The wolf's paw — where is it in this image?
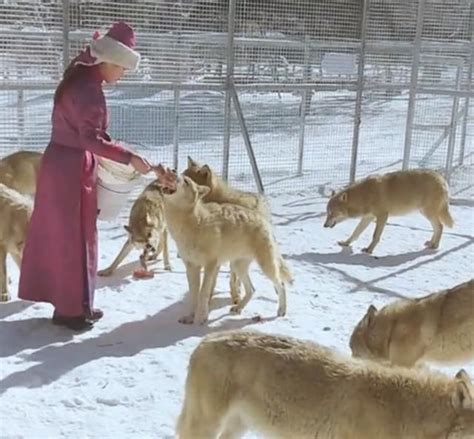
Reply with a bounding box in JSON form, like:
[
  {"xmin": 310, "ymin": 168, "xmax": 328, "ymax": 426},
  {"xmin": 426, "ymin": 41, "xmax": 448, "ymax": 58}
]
[
  {"xmin": 164, "ymin": 264, "xmax": 172, "ymax": 271},
  {"xmin": 338, "ymin": 240, "xmax": 351, "ymax": 247},
  {"xmin": 277, "ymin": 307, "xmax": 286, "ymax": 317},
  {"xmin": 361, "ymin": 247, "xmax": 373, "ymax": 254},
  {"xmin": 424, "ymin": 240, "xmax": 439, "ymax": 249},
  {"xmin": 230, "ymin": 305, "xmax": 242, "ymax": 315},
  {"xmin": 0, "ymin": 293, "xmax": 9, "ymax": 302},
  {"xmin": 178, "ymin": 314, "xmax": 194, "ymax": 324},
  {"xmin": 97, "ymin": 268, "xmax": 113, "ymax": 277},
  {"xmin": 231, "ymin": 297, "xmax": 241, "ymax": 305}
]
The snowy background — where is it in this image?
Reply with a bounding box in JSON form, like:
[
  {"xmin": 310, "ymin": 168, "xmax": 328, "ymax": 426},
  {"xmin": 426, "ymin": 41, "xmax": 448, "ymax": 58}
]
[{"xmin": 1, "ymin": 174, "xmax": 473, "ymax": 438}]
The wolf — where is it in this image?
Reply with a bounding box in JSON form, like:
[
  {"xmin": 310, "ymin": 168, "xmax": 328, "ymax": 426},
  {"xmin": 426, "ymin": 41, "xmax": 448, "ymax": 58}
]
[
  {"xmin": 350, "ymin": 279, "xmax": 474, "ymax": 367},
  {"xmin": 323, "ymin": 169, "xmax": 454, "ymax": 253},
  {"xmin": 0, "ymin": 183, "xmax": 33, "ymax": 301},
  {"xmin": 97, "ymin": 179, "xmax": 171, "ymax": 277},
  {"xmin": 183, "ymin": 156, "xmax": 271, "ymax": 304},
  {"xmin": 0, "ymin": 150, "xmax": 43, "ymax": 196},
  {"xmin": 176, "ymin": 330, "xmax": 474, "ymax": 439},
  {"xmin": 162, "ymin": 176, "xmax": 292, "ymax": 324}
]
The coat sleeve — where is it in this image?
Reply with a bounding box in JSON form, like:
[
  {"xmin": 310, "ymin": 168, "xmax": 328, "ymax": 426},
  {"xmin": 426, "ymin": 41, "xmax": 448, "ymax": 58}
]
[{"xmin": 71, "ymin": 83, "xmax": 133, "ymax": 165}]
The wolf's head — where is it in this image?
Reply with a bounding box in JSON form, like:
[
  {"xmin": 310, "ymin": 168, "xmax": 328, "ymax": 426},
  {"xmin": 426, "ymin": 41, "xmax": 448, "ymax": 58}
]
[
  {"xmin": 124, "ymin": 212, "xmax": 159, "ymax": 252},
  {"xmin": 183, "ymin": 156, "xmax": 217, "ymax": 192},
  {"xmin": 448, "ymin": 369, "xmax": 474, "ymax": 438},
  {"xmin": 324, "ymin": 190, "xmax": 350, "ymax": 228},
  {"xmin": 164, "ymin": 175, "xmax": 210, "ymax": 209},
  {"xmin": 349, "ymin": 304, "xmax": 382, "ymax": 360}
]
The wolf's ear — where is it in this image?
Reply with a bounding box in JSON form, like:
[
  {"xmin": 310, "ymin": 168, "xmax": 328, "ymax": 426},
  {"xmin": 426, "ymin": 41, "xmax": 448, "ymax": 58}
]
[
  {"xmin": 145, "ymin": 213, "xmax": 152, "ymax": 225},
  {"xmin": 452, "ymin": 369, "xmax": 473, "ymax": 410},
  {"xmin": 339, "ymin": 192, "xmax": 348, "ymax": 203},
  {"xmin": 187, "ymin": 156, "xmax": 198, "ymax": 168},
  {"xmin": 201, "ymin": 164, "xmax": 212, "ymax": 176},
  {"xmin": 124, "ymin": 225, "xmax": 131, "ymax": 234},
  {"xmin": 197, "ymin": 185, "xmax": 210, "ymax": 199},
  {"xmin": 362, "ymin": 304, "xmax": 377, "ymax": 328}
]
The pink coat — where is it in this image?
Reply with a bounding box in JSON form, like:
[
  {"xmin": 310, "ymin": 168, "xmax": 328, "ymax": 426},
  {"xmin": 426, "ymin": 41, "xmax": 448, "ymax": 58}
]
[{"xmin": 19, "ymin": 66, "xmax": 132, "ymax": 317}]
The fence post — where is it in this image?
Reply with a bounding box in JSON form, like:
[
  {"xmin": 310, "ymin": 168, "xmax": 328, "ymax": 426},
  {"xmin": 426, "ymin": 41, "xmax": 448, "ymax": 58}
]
[
  {"xmin": 445, "ymin": 66, "xmax": 462, "ymax": 182},
  {"xmin": 222, "ymin": 0, "xmax": 236, "ymax": 181},
  {"xmin": 297, "ymin": 37, "xmax": 311, "ymax": 176},
  {"xmin": 458, "ymin": 2, "xmax": 473, "ymax": 166},
  {"xmin": 402, "ymin": 0, "xmax": 426, "ymax": 170},
  {"xmin": 349, "ymin": 0, "xmax": 369, "ymax": 183},
  {"xmin": 173, "ymin": 87, "xmax": 180, "ymax": 170},
  {"xmin": 62, "ymin": 0, "xmax": 70, "ymax": 71}
]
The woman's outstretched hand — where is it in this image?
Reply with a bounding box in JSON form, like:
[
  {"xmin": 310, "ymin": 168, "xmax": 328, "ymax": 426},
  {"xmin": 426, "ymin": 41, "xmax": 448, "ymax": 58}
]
[{"xmin": 130, "ymin": 154, "xmax": 152, "ymax": 174}]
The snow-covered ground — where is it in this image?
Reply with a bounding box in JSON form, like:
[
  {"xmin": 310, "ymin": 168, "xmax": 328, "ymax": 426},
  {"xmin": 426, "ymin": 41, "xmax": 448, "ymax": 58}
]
[{"xmin": 1, "ymin": 186, "xmax": 473, "ymax": 438}]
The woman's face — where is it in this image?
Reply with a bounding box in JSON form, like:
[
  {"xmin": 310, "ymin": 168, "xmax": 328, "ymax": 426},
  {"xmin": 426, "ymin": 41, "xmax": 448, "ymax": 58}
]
[{"xmin": 99, "ymin": 62, "xmax": 126, "ymax": 83}]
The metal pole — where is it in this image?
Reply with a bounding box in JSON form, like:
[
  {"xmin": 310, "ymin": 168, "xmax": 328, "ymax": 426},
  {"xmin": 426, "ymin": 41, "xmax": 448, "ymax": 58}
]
[
  {"xmin": 222, "ymin": 0, "xmax": 236, "ymax": 181},
  {"xmin": 62, "ymin": 0, "xmax": 70, "ymax": 71},
  {"xmin": 172, "ymin": 87, "xmax": 180, "ymax": 170},
  {"xmin": 402, "ymin": 0, "xmax": 426, "ymax": 170},
  {"xmin": 229, "ymin": 80, "xmax": 264, "ymax": 194},
  {"xmin": 349, "ymin": 0, "xmax": 369, "ymax": 183},
  {"xmin": 458, "ymin": 2, "xmax": 473, "ymax": 166},
  {"xmin": 297, "ymin": 37, "xmax": 311, "ymax": 176},
  {"xmin": 18, "ymin": 86, "xmax": 25, "ymax": 148},
  {"xmin": 445, "ymin": 66, "xmax": 462, "ymax": 182}
]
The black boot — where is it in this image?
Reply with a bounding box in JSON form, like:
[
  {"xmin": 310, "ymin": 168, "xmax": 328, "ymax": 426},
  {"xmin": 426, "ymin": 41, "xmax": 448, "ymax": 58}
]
[
  {"xmin": 52, "ymin": 312, "xmax": 93, "ymax": 331},
  {"xmin": 86, "ymin": 308, "xmax": 104, "ymax": 322}
]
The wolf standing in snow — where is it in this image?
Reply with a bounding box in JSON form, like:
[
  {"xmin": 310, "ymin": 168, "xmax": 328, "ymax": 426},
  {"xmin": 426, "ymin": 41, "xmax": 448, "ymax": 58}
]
[
  {"xmin": 324, "ymin": 169, "xmax": 453, "ymax": 254},
  {"xmin": 177, "ymin": 330, "xmax": 474, "ymax": 439},
  {"xmin": 161, "ymin": 175, "xmax": 292, "ymax": 325}
]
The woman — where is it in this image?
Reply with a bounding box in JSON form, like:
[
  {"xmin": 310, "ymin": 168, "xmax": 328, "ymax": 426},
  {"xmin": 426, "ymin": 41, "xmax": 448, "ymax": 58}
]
[{"xmin": 18, "ymin": 22, "xmax": 152, "ymax": 331}]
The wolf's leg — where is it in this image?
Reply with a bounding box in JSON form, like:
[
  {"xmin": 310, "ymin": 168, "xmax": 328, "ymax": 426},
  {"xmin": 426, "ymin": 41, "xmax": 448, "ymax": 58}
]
[
  {"xmin": 179, "ymin": 261, "xmax": 201, "ymax": 324},
  {"xmin": 229, "ymin": 270, "xmax": 241, "ymax": 305},
  {"xmin": 97, "ymin": 238, "xmax": 134, "ymax": 276},
  {"xmin": 0, "ymin": 246, "xmax": 8, "ymax": 302},
  {"xmin": 194, "ymin": 261, "xmax": 219, "ymax": 325},
  {"xmin": 338, "ymin": 216, "xmax": 372, "ymax": 247},
  {"xmin": 230, "ymin": 259, "xmax": 254, "ymax": 314},
  {"xmin": 422, "ymin": 209, "xmax": 443, "ymax": 249},
  {"xmin": 219, "ymin": 416, "xmax": 247, "ymax": 439},
  {"xmin": 362, "ymin": 213, "xmax": 388, "ymax": 254},
  {"xmin": 10, "ymin": 248, "xmax": 22, "ymax": 269},
  {"xmin": 161, "ymin": 228, "xmax": 172, "ymax": 270}
]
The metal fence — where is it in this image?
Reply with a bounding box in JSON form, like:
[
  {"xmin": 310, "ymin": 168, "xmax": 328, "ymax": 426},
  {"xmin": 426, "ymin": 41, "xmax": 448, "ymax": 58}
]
[{"xmin": 0, "ymin": 0, "xmax": 472, "ymax": 199}]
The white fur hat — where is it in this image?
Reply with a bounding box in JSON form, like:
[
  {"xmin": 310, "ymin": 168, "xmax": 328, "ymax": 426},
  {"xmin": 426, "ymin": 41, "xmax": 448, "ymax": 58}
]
[{"xmin": 89, "ymin": 22, "xmax": 140, "ymax": 71}]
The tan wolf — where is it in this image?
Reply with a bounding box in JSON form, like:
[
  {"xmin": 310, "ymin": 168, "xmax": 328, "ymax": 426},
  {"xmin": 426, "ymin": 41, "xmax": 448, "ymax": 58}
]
[
  {"xmin": 183, "ymin": 156, "xmax": 271, "ymax": 305},
  {"xmin": 0, "ymin": 150, "xmax": 43, "ymax": 196},
  {"xmin": 97, "ymin": 179, "xmax": 171, "ymax": 277},
  {"xmin": 0, "ymin": 183, "xmax": 33, "ymax": 301},
  {"xmin": 176, "ymin": 330, "xmax": 474, "ymax": 439},
  {"xmin": 323, "ymin": 169, "xmax": 454, "ymax": 253},
  {"xmin": 350, "ymin": 279, "xmax": 474, "ymax": 367},
  {"xmin": 162, "ymin": 176, "xmax": 292, "ymax": 325}
]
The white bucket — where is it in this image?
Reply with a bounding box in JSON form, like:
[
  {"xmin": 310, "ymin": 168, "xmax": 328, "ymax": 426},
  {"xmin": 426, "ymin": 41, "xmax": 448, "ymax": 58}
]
[{"xmin": 96, "ymin": 157, "xmax": 142, "ymax": 222}]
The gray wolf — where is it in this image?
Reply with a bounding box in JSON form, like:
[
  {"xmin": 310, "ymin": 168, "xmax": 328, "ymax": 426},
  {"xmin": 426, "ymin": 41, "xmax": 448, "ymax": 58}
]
[
  {"xmin": 183, "ymin": 156, "xmax": 271, "ymax": 304},
  {"xmin": 177, "ymin": 330, "xmax": 474, "ymax": 439},
  {"xmin": 97, "ymin": 179, "xmax": 171, "ymax": 276},
  {"xmin": 0, "ymin": 183, "xmax": 33, "ymax": 301},
  {"xmin": 163, "ymin": 176, "xmax": 292, "ymax": 324},
  {"xmin": 324, "ymin": 169, "xmax": 453, "ymax": 253},
  {"xmin": 0, "ymin": 150, "xmax": 42, "ymax": 196},
  {"xmin": 350, "ymin": 279, "xmax": 474, "ymax": 367}
]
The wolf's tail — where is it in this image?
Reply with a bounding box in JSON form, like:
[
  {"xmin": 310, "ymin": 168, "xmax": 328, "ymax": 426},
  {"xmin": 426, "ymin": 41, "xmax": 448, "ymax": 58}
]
[
  {"xmin": 279, "ymin": 257, "xmax": 294, "ymax": 285},
  {"xmin": 439, "ymin": 202, "xmax": 454, "ymax": 228}
]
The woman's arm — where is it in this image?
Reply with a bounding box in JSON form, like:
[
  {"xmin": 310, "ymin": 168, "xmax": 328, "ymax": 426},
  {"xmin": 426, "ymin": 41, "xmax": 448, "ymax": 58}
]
[{"xmin": 72, "ymin": 83, "xmax": 133, "ymax": 164}]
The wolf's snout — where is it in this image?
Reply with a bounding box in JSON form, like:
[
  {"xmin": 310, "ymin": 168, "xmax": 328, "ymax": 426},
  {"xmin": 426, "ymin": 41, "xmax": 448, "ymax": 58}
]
[
  {"xmin": 145, "ymin": 243, "xmax": 154, "ymax": 250},
  {"xmin": 324, "ymin": 218, "xmax": 334, "ymax": 228}
]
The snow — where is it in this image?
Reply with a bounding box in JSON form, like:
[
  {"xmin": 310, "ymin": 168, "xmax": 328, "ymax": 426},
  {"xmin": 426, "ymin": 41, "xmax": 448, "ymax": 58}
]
[{"xmin": 1, "ymin": 185, "xmax": 473, "ymax": 438}]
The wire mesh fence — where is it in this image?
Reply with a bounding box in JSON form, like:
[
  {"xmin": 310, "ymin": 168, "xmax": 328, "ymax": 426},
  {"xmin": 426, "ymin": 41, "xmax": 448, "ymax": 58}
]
[{"xmin": 0, "ymin": 0, "xmax": 472, "ymax": 199}]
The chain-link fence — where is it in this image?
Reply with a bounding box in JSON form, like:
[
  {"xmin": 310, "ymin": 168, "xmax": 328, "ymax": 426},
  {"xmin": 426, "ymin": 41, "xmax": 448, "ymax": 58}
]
[{"xmin": 0, "ymin": 0, "xmax": 472, "ymax": 199}]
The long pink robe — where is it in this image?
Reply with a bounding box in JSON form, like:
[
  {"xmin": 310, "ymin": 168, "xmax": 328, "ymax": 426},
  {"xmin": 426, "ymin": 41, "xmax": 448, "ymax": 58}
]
[{"xmin": 18, "ymin": 66, "xmax": 132, "ymax": 317}]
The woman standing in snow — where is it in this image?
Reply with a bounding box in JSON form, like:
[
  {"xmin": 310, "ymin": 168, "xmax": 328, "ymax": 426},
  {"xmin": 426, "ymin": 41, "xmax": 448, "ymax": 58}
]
[{"xmin": 18, "ymin": 22, "xmax": 152, "ymax": 331}]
